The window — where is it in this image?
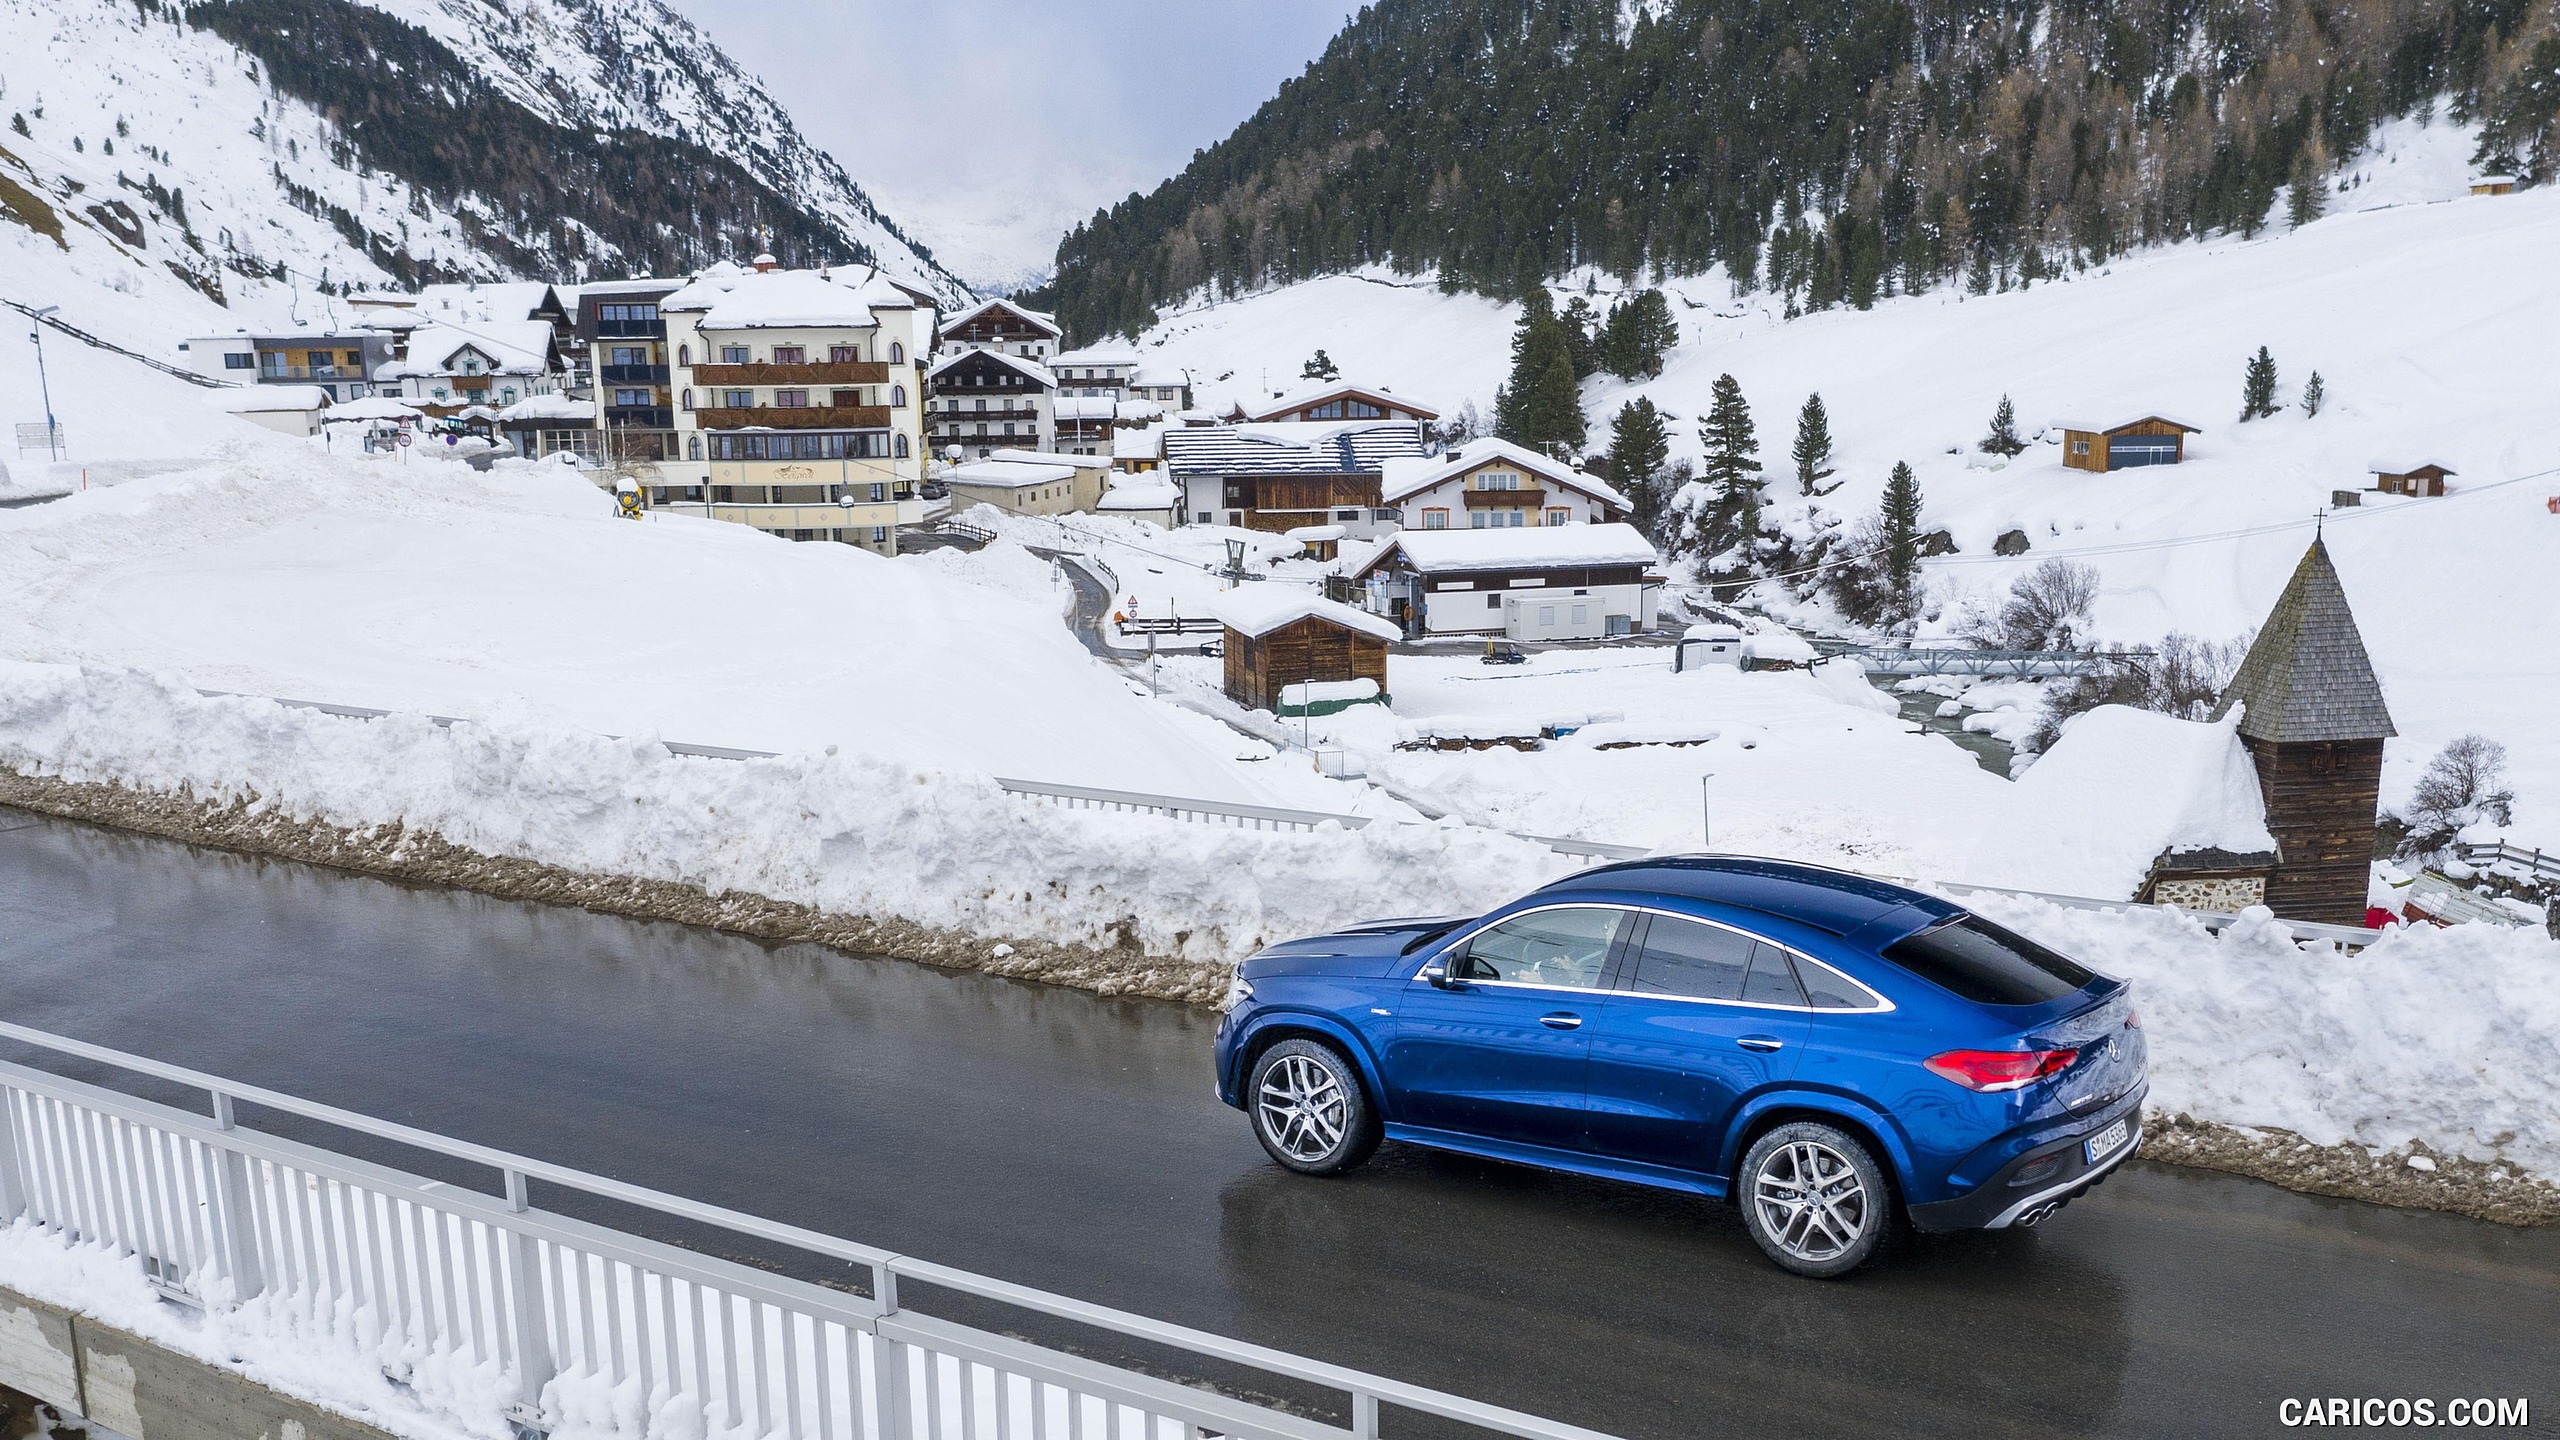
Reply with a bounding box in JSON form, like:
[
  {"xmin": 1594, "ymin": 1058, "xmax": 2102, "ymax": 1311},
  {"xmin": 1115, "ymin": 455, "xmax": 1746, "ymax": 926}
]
[
  {"xmin": 223, "ymin": 352, "xmax": 255, "ymax": 370},
  {"xmin": 1486, "ymin": 593, "xmax": 1502, "ymax": 609},
  {"xmin": 869, "ymin": 483, "xmax": 886, "ymax": 502},
  {"xmin": 1197, "ymin": 512, "xmax": 1212, "ymax": 524},
  {"xmin": 775, "ymin": 390, "xmax": 810, "ymax": 408},
  {"xmin": 2070, "ymin": 439, "xmax": 2091, "ymax": 456},
  {"xmin": 772, "ymin": 346, "xmax": 806, "ymax": 365},
  {"xmin": 890, "ymin": 385, "xmax": 907, "ymax": 408},
  {"xmin": 687, "ymin": 434, "xmax": 702, "ymax": 460},
  {"xmin": 723, "ymin": 389, "xmax": 754, "ymax": 408},
  {"xmin": 720, "ymin": 345, "xmax": 751, "ymax": 364},
  {"xmin": 1345, "ymin": 399, "xmax": 1382, "ymax": 418},
  {"xmin": 1571, "ymin": 604, "xmax": 1588, "ymax": 625},
  {"xmin": 1422, "ymin": 509, "xmax": 1450, "ymax": 529},
  {"xmin": 1624, "ymin": 915, "xmax": 1808, "ymax": 1005},
  {"xmin": 1336, "ymin": 508, "xmax": 1359, "ymax": 521},
  {"xmin": 1502, "ymin": 510, "xmax": 1525, "ymax": 527},
  {"xmin": 500, "ymin": 387, "xmax": 517, "ymax": 405},
  {"xmin": 344, "ymin": 350, "xmax": 363, "ymax": 367},
  {"xmin": 893, "ymin": 434, "xmax": 909, "ymax": 458},
  {"xmin": 888, "ymin": 341, "xmax": 904, "ymax": 364},
  {"xmin": 1545, "ymin": 508, "xmax": 1571, "ymax": 526},
  {"xmin": 1883, "ymin": 917, "xmax": 2094, "ymax": 1006},
  {"xmin": 612, "ymin": 347, "xmax": 649, "ymax": 366},
  {"xmin": 1477, "ymin": 471, "xmax": 1521, "ymax": 490},
  {"xmin": 829, "ymin": 345, "xmax": 857, "ymax": 364},
  {"xmin": 1453, "ymin": 907, "xmax": 1629, "ymax": 989},
  {"xmin": 1471, "ymin": 512, "xmax": 1488, "ymax": 529},
  {"xmin": 974, "ymin": 398, "xmax": 987, "ymax": 412},
  {"xmin": 1538, "ymin": 606, "xmax": 1555, "ymax": 626},
  {"xmin": 599, "ymin": 303, "xmax": 659, "ymax": 323},
  {"xmin": 677, "ymin": 345, "xmax": 690, "ymax": 366},
  {"xmin": 680, "ymin": 388, "xmax": 694, "ymax": 410}
]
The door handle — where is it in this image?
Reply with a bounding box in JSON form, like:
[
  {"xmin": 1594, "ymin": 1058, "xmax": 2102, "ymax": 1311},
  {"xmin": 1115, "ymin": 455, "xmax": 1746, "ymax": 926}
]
[
  {"xmin": 1539, "ymin": 1013, "xmax": 1583, "ymax": 1031},
  {"xmin": 1737, "ymin": 1035, "xmax": 1785, "ymax": 1053}
]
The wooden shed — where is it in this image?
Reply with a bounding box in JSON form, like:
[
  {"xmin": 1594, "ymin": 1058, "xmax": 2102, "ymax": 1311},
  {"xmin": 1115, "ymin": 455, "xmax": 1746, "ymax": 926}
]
[
  {"xmin": 2208, "ymin": 539, "xmax": 2397, "ymax": 926},
  {"xmin": 2370, "ymin": 461, "xmax": 2455, "ymax": 497},
  {"xmin": 1208, "ymin": 588, "xmax": 1399, "ymax": 714},
  {"xmin": 2060, "ymin": 415, "xmax": 2202, "ymax": 472},
  {"xmin": 2471, "ymin": 175, "xmax": 2517, "ymax": 196}
]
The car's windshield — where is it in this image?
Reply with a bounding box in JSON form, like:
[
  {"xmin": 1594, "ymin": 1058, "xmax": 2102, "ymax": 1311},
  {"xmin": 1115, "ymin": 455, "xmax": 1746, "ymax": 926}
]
[{"xmin": 1454, "ymin": 907, "xmax": 1627, "ymax": 989}]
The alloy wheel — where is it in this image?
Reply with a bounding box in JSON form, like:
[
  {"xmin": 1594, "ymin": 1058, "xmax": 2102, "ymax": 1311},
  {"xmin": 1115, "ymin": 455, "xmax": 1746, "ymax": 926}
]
[
  {"xmin": 1256, "ymin": 1053, "xmax": 1348, "ymax": 1163},
  {"xmin": 1752, "ymin": 1139, "xmax": 1870, "ymax": 1263}
]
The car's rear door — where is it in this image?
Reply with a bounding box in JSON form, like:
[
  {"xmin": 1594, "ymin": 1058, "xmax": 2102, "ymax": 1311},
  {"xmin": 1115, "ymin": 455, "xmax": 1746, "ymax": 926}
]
[
  {"xmin": 1384, "ymin": 904, "xmax": 1636, "ymax": 1153},
  {"xmin": 1581, "ymin": 912, "xmax": 1810, "ymax": 1174}
]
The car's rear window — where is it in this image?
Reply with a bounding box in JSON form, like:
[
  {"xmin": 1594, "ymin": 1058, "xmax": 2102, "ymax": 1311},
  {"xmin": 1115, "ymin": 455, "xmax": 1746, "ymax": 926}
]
[{"xmin": 1881, "ymin": 916, "xmax": 2094, "ymax": 1007}]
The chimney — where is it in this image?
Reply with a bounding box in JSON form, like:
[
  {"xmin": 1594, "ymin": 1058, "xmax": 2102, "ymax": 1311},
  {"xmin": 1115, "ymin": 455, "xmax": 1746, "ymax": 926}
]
[{"xmin": 751, "ymin": 252, "xmax": 779, "ymax": 273}]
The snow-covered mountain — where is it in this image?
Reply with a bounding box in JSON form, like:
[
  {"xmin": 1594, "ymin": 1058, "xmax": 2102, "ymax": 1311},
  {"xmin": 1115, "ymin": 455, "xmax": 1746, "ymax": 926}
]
[{"xmin": 0, "ymin": 0, "xmax": 969, "ymax": 327}]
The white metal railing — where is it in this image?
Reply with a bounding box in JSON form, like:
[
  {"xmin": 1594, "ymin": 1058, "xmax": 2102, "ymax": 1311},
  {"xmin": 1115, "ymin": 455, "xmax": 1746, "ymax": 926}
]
[
  {"xmin": 0, "ymin": 1021, "xmax": 1617, "ymax": 1440},
  {"xmin": 2456, "ymin": 840, "xmax": 2560, "ymax": 887}
]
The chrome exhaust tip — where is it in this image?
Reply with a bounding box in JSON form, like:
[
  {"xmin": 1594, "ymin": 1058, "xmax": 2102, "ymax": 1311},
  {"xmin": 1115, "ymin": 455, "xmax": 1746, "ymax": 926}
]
[{"xmin": 2015, "ymin": 1202, "xmax": 2058, "ymax": 1228}]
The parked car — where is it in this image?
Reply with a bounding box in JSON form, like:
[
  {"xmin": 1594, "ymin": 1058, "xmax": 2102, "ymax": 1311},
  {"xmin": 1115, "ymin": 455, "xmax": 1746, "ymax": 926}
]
[
  {"xmin": 919, "ymin": 479, "xmax": 949, "ymax": 500},
  {"xmin": 1211, "ymin": 857, "xmax": 2146, "ymax": 1277},
  {"xmin": 1481, "ymin": 640, "xmax": 1527, "ymax": 665}
]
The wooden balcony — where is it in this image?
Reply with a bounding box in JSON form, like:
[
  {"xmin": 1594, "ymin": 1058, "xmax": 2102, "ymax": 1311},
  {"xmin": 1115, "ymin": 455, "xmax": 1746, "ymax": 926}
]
[
  {"xmin": 691, "ymin": 362, "xmax": 890, "ymax": 386},
  {"xmin": 1462, "ymin": 488, "xmax": 1546, "ymax": 508},
  {"xmin": 693, "ymin": 405, "xmax": 892, "ymax": 430}
]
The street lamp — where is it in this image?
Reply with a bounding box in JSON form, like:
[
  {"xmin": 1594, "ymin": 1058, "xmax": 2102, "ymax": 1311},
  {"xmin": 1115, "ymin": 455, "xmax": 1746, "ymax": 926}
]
[{"xmin": 28, "ymin": 306, "xmax": 61, "ymax": 462}]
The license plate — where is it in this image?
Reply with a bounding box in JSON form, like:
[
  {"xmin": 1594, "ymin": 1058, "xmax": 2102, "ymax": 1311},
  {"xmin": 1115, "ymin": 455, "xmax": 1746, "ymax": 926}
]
[{"xmin": 2084, "ymin": 1118, "xmax": 2131, "ymax": 1165}]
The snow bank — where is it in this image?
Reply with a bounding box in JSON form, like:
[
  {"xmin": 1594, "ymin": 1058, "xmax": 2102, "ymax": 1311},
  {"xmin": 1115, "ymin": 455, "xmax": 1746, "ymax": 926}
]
[
  {"xmin": 1973, "ymin": 706, "xmax": 2277, "ymax": 898},
  {"xmin": 0, "ymin": 664, "xmax": 1569, "ymax": 963},
  {"xmin": 1972, "ymin": 893, "xmax": 2560, "ymax": 1177}
]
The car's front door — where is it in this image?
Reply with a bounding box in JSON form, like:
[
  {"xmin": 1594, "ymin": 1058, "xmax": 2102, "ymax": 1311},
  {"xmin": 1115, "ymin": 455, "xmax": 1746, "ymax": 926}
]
[
  {"xmin": 1385, "ymin": 905, "xmax": 1634, "ymax": 1152},
  {"xmin": 1581, "ymin": 912, "xmax": 1810, "ymax": 1174}
]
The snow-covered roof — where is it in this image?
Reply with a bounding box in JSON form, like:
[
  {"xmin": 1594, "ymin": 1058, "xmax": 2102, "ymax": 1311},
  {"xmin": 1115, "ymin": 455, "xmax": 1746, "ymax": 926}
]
[
  {"xmin": 381, "ymin": 321, "xmax": 555, "ymax": 379},
  {"xmin": 940, "ymin": 297, "xmax": 1061, "ymax": 338},
  {"xmin": 1162, "ymin": 421, "xmax": 1430, "ymax": 477},
  {"xmin": 1117, "ymin": 398, "xmax": 1163, "ymax": 423},
  {"xmin": 1974, "ymin": 706, "xmax": 2276, "ymax": 900},
  {"xmin": 1056, "ymin": 396, "xmax": 1120, "ymax": 420},
  {"xmin": 1131, "ymin": 365, "xmax": 1188, "ymax": 388},
  {"xmin": 984, "ymin": 449, "xmax": 1106, "ymax": 469},
  {"xmin": 664, "ymin": 265, "xmax": 917, "ymax": 330},
  {"xmin": 1113, "ymin": 424, "xmax": 1167, "ymax": 461},
  {"xmin": 328, "ymin": 395, "xmax": 425, "ymax": 420},
  {"xmin": 2367, "ymin": 460, "xmax": 2456, "ymax": 475},
  {"xmin": 947, "ymin": 460, "xmax": 1077, "ymax": 489},
  {"xmin": 1244, "ymin": 379, "xmax": 1442, "ymax": 423},
  {"xmin": 2061, "ymin": 414, "xmax": 2204, "ymax": 435},
  {"xmin": 1364, "ymin": 522, "xmax": 1661, "ymax": 576},
  {"xmin": 1052, "ymin": 345, "xmax": 1139, "ymax": 368},
  {"xmin": 1097, "ymin": 476, "xmax": 1180, "ymax": 509},
  {"xmin": 1682, "ymin": 623, "xmax": 1744, "ymax": 641},
  {"xmin": 1381, "ymin": 437, "xmax": 1630, "ymax": 508},
  {"xmin": 1206, "ymin": 587, "xmax": 1403, "ymax": 643},
  {"xmin": 211, "ymin": 385, "xmax": 330, "ymax": 413},
  {"xmin": 1285, "ymin": 524, "xmax": 1347, "ymax": 542},
  {"xmin": 497, "ymin": 393, "xmax": 594, "ymax": 422},
  {"xmin": 926, "ymin": 349, "xmax": 1055, "ymax": 387},
  {"xmin": 373, "ymin": 281, "xmax": 562, "ymax": 328}
]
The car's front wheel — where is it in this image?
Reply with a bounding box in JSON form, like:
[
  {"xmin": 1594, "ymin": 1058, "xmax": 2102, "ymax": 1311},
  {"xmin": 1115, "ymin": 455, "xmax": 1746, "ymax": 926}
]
[
  {"xmin": 1739, "ymin": 1122, "xmax": 1892, "ymax": 1277},
  {"xmin": 1248, "ymin": 1038, "xmax": 1381, "ymax": 1176}
]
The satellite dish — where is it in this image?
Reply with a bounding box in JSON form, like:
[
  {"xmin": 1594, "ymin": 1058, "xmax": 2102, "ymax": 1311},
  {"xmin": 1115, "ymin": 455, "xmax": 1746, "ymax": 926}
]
[
  {"xmin": 944, "ymin": 445, "xmax": 962, "ymax": 463},
  {"xmin": 837, "ymin": 494, "xmax": 857, "ymax": 509}
]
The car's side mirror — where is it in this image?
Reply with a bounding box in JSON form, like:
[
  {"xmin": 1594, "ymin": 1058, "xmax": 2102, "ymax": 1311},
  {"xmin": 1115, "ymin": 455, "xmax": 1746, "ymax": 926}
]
[{"xmin": 1421, "ymin": 957, "xmax": 1460, "ymax": 989}]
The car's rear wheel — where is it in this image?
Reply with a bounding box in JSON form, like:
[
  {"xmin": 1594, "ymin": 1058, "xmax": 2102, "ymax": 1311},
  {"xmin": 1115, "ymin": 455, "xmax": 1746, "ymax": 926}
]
[
  {"xmin": 1739, "ymin": 1122, "xmax": 1892, "ymax": 1278},
  {"xmin": 1249, "ymin": 1038, "xmax": 1381, "ymax": 1176}
]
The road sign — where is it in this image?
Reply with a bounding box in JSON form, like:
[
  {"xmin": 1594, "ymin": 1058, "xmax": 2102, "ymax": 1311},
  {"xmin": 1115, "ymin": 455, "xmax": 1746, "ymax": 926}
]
[
  {"xmin": 14, "ymin": 422, "xmax": 64, "ymax": 457},
  {"xmin": 397, "ymin": 431, "xmax": 413, "ymax": 448}
]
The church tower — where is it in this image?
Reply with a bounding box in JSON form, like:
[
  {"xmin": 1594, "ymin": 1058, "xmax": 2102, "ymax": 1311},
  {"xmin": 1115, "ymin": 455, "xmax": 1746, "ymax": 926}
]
[{"xmin": 2210, "ymin": 539, "xmax": 2397, "ymax": 925}]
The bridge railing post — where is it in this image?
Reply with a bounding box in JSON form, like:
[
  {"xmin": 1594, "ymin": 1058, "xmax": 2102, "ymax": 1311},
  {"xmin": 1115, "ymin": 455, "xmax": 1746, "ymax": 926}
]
[
  {"xmin": 871, "ymin": 1263, "xmax": 915, "ymax": 1440},
  {"xmin": 205, "ymin": 1091, "xmax": 266, "ymax": 1301},
  {"xmin": 499, "ymin": 1168, "xmax": 556, "ymax": 1433}
]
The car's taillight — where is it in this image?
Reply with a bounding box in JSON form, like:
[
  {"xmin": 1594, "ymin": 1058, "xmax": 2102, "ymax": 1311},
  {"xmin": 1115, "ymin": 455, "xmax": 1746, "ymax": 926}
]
[
  {"xmin": 1924, "ymin": 1048, "xmax": 2079, "ymax": 1093},
  {"xmin": 2124, "ymin": 1006, "xmax": 2141, "ymax": 1029}
]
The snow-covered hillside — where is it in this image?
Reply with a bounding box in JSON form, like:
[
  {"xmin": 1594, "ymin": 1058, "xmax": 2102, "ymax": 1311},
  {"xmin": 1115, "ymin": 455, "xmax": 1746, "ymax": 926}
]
[
  {"xmin": 1127, "ymin": 132, "xmax": 2560, "ymax": 844},
  {"xmin": 0, "ymin": 0, "xmax": 963, "ymax": 360}
]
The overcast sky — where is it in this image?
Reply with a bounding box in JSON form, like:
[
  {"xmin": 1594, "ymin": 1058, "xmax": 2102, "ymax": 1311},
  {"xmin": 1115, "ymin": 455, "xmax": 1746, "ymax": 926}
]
[{"xmin": 660, "ymin": 3, "xmax": 1354, "ymax": 289}]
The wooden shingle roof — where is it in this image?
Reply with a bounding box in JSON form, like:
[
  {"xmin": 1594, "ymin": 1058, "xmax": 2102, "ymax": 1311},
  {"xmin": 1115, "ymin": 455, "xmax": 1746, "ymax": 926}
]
[{"xmin": 2211, "ymin": 539, "xmax": 2397, "ymax": 743}]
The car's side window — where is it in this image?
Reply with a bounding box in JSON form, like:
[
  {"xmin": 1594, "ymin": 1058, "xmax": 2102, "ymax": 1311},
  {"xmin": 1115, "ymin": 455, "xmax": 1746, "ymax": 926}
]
[
  {"xmin": 1742, "ymin": 943, "xmax": 1809, "ymax": 1006},
  {"xmin": 1454, "ymin": 907, "xmax": 1628, "ymax": 990},
  {"xmin": 1790, "ymin": 954, "xmax": 1884, "ymax": 1010},
  {"xmin": 1624, "ymin": 914, "xmax": 1756, "ymax": 1000}
]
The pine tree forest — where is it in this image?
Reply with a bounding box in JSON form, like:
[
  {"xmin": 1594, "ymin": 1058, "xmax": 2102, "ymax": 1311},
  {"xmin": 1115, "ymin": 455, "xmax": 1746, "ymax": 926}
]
[{"xmin": 1047, "ymin": 0, "xmax": 2559, "ymax": 341}]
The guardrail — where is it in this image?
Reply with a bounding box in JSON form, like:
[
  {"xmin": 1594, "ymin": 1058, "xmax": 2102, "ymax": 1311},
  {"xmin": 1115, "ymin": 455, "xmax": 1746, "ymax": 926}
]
[{"xmin": 0, "ymin": 1022, "xmax": 1616, "ymax": 1440}]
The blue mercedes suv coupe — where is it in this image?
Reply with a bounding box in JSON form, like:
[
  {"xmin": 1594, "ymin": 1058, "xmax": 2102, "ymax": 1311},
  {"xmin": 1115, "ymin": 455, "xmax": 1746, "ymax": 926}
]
[{"xmin": 1212, "ymin": 857, "xmax": 2148, "ymax": 1277}]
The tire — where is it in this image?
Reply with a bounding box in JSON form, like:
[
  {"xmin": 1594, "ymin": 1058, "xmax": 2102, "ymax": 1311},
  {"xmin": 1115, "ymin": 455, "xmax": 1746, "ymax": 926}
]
[
  {"xmin": 1247, "ymin": 1038, "xmax": 1382, "ymax": 1176},
  {"xmin": 1738, "ymin": 1122, "xmax": 1893, "ymax": 1278}
]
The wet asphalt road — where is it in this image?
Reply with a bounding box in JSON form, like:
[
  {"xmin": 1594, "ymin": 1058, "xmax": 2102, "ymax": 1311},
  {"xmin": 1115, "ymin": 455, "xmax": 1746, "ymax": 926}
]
[{"xmin": 0, "ymin": 808, "xmax": 2553, "ymax": 1438}]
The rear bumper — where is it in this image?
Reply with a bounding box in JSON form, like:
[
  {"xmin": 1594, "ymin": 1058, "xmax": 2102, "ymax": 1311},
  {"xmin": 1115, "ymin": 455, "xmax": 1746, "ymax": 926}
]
[{"xmin": 1908, "ymin": 1105, "xmax": 2144, "ymax": 1233}]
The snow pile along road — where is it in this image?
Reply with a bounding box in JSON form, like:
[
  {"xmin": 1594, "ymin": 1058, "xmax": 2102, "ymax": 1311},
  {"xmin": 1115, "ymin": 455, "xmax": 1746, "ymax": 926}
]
[
  {"xmin": 1970, "ymin": 892, "xmax": 2560, "ymax": 1179},
  {"xmin": 0, "ymin": 662, "xmax": 1569, "ymax": 965}
]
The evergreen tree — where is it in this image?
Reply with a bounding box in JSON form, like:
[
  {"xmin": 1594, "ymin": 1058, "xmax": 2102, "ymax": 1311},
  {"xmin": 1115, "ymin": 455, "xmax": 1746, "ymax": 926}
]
[
  {"xmin": 1300, "ymin": 349, "xmax": 1339, "ymax": 381},
  {"xmin": 1608, "ymin": 398, "xmax": 1671, "ymax": 540},
  {"xmin": 1597, "ymin": 289, "xmax": 1677, "ymax": 379},
  {"xmin": 1979, "ymin": 394, "xmax": 2026, "ymax": 457},
  {"xmin": 2301, "ymin": 370, "xmax": 2326, "ymax": 417},
  {"xmin": 2240, "ymin": 346, "xmax": 2280, "ymax": 421},
  {"xmin": 1687, "ymin": 374, "xmax": 1764, "ymax": 567},
  {"xmin": 1880, "ymin": 461, "xmax": 1924, "ymax": 611},
  {"xmin": 1560, "ymin": 297, "xmax": 1600, "ymax": 380},
  {"xmin": 1520, "ymin": 345, "xmax": 1588, "ymax": 454},
  {"xmin": 2287, "ymin": 136, "xmax": 2329, "ymax": 229},
  {"xmin": 1791, "ymin": 392, "xmax": 1836, "ymax": 496}
]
